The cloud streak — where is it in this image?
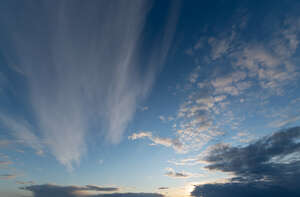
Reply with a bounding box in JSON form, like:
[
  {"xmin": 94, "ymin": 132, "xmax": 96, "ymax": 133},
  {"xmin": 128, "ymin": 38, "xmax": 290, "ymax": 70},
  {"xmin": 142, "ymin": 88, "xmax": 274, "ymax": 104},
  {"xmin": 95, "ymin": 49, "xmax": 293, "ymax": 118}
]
[
  {"xmin": 21, "ymin": 184, "xmax": 163, "ymax": 197},
  {"xmin": 129, "ymin": 131, "xmax": 184, "ymax": 153},
  {"xmin": 0, "ymin": 0, "xmax": 179, "ymax": 169},
  {"xmin": 0, "ymin": 174, "xmax": 17, "ymax": 180},
  {"xmin": 0, "ymin": 114, "xmax": 44, "ymax": 155}
]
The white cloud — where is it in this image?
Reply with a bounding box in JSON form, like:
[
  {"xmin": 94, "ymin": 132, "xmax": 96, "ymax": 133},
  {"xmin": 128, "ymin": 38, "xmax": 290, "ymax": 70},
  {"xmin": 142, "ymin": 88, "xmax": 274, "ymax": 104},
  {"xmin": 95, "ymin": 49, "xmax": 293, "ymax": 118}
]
[
  {"xmin": 208, "ymin": 31, "xmax": 236, "ymax": 60},
  {"xmin": 0, "ymin": 114, "xmax": 44, "ymax": 156},
  {"xmin": 159, "ymin": 116, "xmax": 166, "ymax": 122},
  {"xmin": 232, "ymin": 131, "xmax": 256, "ymax": 143},
  {"xmin": 169, "ymin": 157, "xmax": 209, "ymax": 166},
  {"xmin": 269, "ymin": 115, "xmax": 300, "ymax": 128},
  {"xmin": 189, "ymin": 66, "xmax": 201, "ymax": 83},
  {"xmin": 129, "ymin": 131, "xmax": 184, "ymax": 153},
  {"xmin": 0, "ymin": 1, "xmax": 180, "ymax": 169},
  {"xmin": 141, "ymin": 106, "xmax": 149, "ymax": 111},
  {"xmin": 233, "ymin": 44, "xmax": 298, "ymax": 94}
]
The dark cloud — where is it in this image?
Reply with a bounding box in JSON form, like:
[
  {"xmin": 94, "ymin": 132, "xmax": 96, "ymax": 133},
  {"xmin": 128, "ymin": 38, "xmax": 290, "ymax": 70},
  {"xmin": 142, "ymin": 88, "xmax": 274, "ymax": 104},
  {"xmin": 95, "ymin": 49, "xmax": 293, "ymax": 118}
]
[
  {"xmin": 22, "ymin": 184, "xmax": 118, "ymax": 196},
  {"xmin": 0, "ymin": 174, "xmax": 17, "ymax": 179},
  {"xmin": 192, "ymin": 126, "xmax": 300, "ymax": 197},
  {"xmin": 93, "ymin": 193, "xmax": 164, "ymax": 197},
  {"xmin": 158, "ymin": 187, "xmax": 168, "ymax": 190},
  {"xmin": 165, "ymin": 168, "xmax": 190, "ymax": 178},
  {"xmin": 22, "ymin": 184, "xmax": 163, "ymax": 197},
  {"xmin": 205, "ymin": 126, "xmax": 300, "ymax": 182},
  {"xmin": 191, "ymin": 182, "xmax": 300, "ymax": 197},
  {"xmin": 84, "ymin": 185, "xmax": 118, "ymax": 192}
]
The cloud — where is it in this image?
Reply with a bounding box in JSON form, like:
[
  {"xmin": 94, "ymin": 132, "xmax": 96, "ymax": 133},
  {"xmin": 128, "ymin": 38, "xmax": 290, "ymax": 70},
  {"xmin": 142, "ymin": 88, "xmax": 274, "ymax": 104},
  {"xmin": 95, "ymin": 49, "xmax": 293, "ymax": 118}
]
[
  {"xmin": 0, "ymin": 114, "xmax": 44, "ymax": 155},
  {"xmin": 22, "ymin": 184, "xmax": 119, "ymax": 194},
  {"xmin": 0, "ymin": 160, "xmax": 13, "ymax": 165},
  {"xmin": 269, "ymin": 115, "xmax": 300, "ymax": 128},
  {"xmin": 141, "ymin": 106, "xmax": 149, "ymax": 111},
  {"xmin": 21, "ymin": 184, "xmax": 163, "ymax": 197},
  {"xmin": 158, "ymin": 187, "xmax": 168, "ymax": 190},
  {"xmin": 191, "ymin": 126, "xmax": 300, "ymax": 197},
  {"xmin": 16, "ymin": 180, "xmax": 35, "ymax": 185},
  {"xmin": 191, "ymin": 182, "xmax": 300, "ymax": 197},
  {"xmin": 0, "ymin": 174, "xmax": 17, "ymax": 180},
  {"xmin": 211, "ymin": 71, "xmax": 247, "ymax": 96},
  {"xmin": 94, "ymin": 194, "xmax": 164, "ymax": 197},
  {"xmin": 0, "ymin": 0, "xmax": 179, "ymax": 169},
  {"xmin": 164, "ymin": 168, "xmax": 191, "ymax": 179},
  {"xmin": 128, "ymin": 131, "xmax": 184, "ymax": 153},
  {"xmin": 189, "ymin": 66, "xmax": 201, "ymax": 83},
  {"xmin": 159, "ymin": 116, "xmax": 166, "ymax": 122},
  {"xmin": 208, "ymin": 30, "xmax": 235, "ymax": 60},
  {"xmin": 170, "ymin": 12, "xmax": 300, "ymax": 156},
  {"xmin": 0, "ymin": 153, "xmax": 9, "ymax": 161},
  {"xmin": 232, "ymin": 131, "xmax": 256, "ymax": 143},
  {"xmin": 204, "ymin": 127, "xmax": 300, "ymax": 180},
  {"xmin": 174, "ymin": 91, "xmax": 225, "ymax": 152},
  {"xmin": 98, "ymin": 160, "xmax": 104, "ymax": 165},
  {"xmin": 84, "ymin": 185, "xmax": 119, "ymax": 192},
  {"xmin": 232, "ymin": 45, "xmax": 297, "ymax": 94},
  {"xmin": 168, "ymin": 156, "xmax": 209, "ymax": 166},
  {"xmin": 0, "ymin": 139, "xmax": 11, "ymax": 147}
]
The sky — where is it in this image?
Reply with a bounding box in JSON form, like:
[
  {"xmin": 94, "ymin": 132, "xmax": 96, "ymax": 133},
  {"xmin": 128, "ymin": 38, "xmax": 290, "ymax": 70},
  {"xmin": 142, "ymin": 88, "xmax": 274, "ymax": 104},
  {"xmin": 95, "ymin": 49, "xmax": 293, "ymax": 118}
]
[{"xmin": 0, "ymin": 0, "xmax": 300, "ymax": 197}]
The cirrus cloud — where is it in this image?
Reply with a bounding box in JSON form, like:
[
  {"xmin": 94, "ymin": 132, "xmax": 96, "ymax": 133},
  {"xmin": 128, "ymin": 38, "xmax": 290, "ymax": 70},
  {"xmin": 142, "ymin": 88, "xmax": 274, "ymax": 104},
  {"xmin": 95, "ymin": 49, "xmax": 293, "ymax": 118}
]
[{"xmin": 0, "ymin": 0, "xmax": 180, "ymax": 170}]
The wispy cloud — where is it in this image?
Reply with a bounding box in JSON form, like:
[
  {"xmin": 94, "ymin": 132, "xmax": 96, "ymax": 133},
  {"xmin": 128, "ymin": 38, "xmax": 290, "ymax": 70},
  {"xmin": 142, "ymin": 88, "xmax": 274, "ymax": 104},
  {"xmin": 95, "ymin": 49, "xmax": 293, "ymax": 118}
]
[
  {"xmin": 0, "ymin": 1, "xmax": 179, "ymax": 169},
  {"xmin": 0, "ymin": 174, "xmax": 17, "ymax": 180},
  {"xmin": 16, "ymin": 180, "xmax": 35, "ymax": 185},
  {"xmin": 0, "ymin": 160, "xmax": 13, "ymax": 165},
  {"xmin": 129, "ymin": 131, "xmax": 184, "ymax": 153},
  {"xmin": 269, "ymin": 115, "xmax": 300, "ymax": 128},
  {"xmin": 0, "ymin": 114, "xmax": 44, "ymax": 155}
]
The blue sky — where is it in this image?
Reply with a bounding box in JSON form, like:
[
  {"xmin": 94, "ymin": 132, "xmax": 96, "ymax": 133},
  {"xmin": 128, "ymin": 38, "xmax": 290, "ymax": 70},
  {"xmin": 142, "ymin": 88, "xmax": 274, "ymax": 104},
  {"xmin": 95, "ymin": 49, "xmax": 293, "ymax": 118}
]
[{"xmin": 1, "ymin": 1, "xmax": 300, "ymax": 197}]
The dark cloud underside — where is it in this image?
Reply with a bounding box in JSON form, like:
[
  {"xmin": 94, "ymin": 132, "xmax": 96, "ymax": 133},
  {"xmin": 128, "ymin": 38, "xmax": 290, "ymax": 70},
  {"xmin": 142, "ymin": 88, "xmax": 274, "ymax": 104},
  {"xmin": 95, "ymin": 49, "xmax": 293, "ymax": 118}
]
[
  {"xmin": 192, "ymin": 127, "xmax": 300, "ymax": 197},
  {"xmin": 22, "ymin": 184, "xmax": 163, "ymax": 197}
]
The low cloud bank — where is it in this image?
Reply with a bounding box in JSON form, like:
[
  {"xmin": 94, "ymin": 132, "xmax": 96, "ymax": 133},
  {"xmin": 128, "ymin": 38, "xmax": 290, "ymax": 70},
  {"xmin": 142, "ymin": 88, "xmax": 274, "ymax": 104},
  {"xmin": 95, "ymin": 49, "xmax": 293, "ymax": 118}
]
[
  {"xmin": 192, "ymin": 127, "xmax": 300, "ymax": 197},
  {"xmin": 21, "ymin": 184, "xmax": 163, "ymax": 197}
]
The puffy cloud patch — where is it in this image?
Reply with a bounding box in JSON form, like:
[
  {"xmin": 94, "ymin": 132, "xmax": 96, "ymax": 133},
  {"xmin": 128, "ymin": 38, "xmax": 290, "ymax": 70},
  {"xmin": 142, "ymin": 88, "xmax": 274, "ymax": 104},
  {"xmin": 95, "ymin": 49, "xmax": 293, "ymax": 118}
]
[{"xmin": 170, "ymin": 12, "xmax": 300, "ymax": 156}]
